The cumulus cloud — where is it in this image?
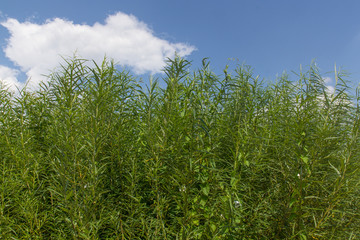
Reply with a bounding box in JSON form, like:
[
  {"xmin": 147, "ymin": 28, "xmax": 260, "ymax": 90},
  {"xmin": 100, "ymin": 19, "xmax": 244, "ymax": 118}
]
[
  {"xmin": 326, "ymin": 85, "xmax": 335, "ymax": 95},
  {"xmin": 1, "ymin": 12, "xmax": 196, "ymax": 90},
  {"xmin": 323, "ymin": 77, "xmax": 335, "ymax": 94},
  {"xmin": 0, "ymin": 65, "xmax": 22, "ymax": 92},
  {"xmin": 323, "ymin": 76, "xmax": 332, "ymax": 84}
]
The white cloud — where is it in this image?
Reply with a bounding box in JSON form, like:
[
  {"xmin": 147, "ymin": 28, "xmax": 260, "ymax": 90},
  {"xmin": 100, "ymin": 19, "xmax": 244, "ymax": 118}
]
[
  {"xmin": 323, "ymin": 76, "xmax": 332, "ymax": 84},
  {"xmin": 0, "ymin": 65, "xmax": 22, "ymax": 93},
  {"xmin": 1, "ymin": 12, "xmax": 196, "ymax": 90},
  {"xmin": 326, "ymin": 85, "xmax": 335, "ymax": 95},
  {"xmin": 323, "ymin": 77, "xmax": 335, "ymax": 94}
]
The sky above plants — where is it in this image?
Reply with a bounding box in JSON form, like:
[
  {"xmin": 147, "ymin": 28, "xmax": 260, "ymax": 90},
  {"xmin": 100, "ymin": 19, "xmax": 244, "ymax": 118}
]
[{"xmin": 1, "ymin": 0, "xmax": 360, "ymax": 91}]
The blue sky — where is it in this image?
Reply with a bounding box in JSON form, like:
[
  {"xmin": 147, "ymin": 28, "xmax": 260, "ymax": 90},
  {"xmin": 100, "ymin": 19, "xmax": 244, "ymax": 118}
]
[{"xmin": 1, "ymin": 0, "xmax": 360, "ymax": 91}]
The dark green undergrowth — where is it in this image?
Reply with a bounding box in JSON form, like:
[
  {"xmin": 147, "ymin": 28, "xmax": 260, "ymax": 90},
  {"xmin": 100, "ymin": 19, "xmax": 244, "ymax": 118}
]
[{"xmin": 0, "ymin": 56, "xmax": 359, "ymax": 239}]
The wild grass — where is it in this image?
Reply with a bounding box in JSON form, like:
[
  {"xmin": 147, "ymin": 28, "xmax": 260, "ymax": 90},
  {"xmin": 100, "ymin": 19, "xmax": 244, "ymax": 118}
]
[{"xmin": 0, "ymin": 56, "xmax": 359, "ymax": 239}]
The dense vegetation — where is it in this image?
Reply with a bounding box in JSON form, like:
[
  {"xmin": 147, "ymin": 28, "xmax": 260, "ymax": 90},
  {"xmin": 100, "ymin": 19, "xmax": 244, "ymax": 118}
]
[{"xmin": 0, "ymin": 56, "xmax": 359, "ymax": 239}]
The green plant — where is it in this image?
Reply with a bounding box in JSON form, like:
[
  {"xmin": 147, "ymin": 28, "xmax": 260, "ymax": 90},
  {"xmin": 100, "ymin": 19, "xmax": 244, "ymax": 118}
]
[{"xmin": 0, "ymin": 56, "xmax": 359, "ymax": 239}]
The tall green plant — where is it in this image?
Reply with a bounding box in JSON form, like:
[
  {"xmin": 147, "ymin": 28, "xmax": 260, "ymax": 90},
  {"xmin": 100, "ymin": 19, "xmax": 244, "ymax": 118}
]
[{"xmin": 0, "ymin": 56, "xmax": 359, "ymax": 239}]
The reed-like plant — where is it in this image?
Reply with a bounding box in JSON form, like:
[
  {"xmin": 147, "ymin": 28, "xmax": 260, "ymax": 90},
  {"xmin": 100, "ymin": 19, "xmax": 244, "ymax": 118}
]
[{"xmin": 0, "ymin": 56, "xmax": 359, "ymax": 239}]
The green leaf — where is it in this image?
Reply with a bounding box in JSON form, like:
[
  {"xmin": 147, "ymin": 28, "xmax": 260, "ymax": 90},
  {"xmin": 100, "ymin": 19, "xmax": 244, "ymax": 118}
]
[
  {"xmin": 329, "ymin": 161, "xmax": 341, "ymax": 176},
  {"xmin": 202, "ymin": 184, "xmax": 210, "ymax": 196},
  {"xmin": 192, "ymin": 219, "xmax": 200, "ymax": 226},
  {"xmin": 301, "ymin": 156, "xmax": 309, "ymax": 164},
  {"xmin": 210, "ymin": 223, "xmax": 216, "ymax": 232},
  {"xmin": 200, "ymin": 196, "xmax": 207, "ymax": 206},
  {"xmin": 300, "ymin": 233, "xmax": 307, "ymax": 240},
  {"xmin": 180, "ymin": 110, "xmax": 185, "ymax": 117}
]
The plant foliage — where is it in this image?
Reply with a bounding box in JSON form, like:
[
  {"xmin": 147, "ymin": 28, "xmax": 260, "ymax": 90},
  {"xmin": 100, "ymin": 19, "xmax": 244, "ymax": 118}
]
[{"xmin": 0, "ymin": 56, "xmax": 359, "ymax": 239}]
